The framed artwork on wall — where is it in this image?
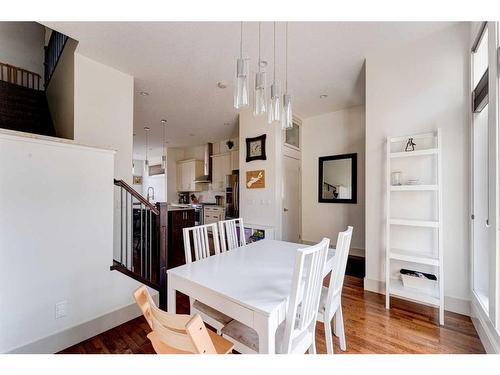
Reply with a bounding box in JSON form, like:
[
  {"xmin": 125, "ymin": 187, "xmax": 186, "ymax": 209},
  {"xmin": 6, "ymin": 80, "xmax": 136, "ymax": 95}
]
[{"xmin": 245, "ymin": 134, "xmax": 267, "ymax": 162}]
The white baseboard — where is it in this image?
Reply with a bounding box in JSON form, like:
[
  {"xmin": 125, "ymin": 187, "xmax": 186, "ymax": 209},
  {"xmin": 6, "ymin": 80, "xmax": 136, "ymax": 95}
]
[
  {"xmin": 471, "ymin": 294, "xmax": 500, "ymax": 354},
  {"xmin": 7, "ymin": 293, "xmax": 159, "ymax": 354},
  {"xmin": 363, "ymin": 277, "xmax": 471, "ymax": 316}
]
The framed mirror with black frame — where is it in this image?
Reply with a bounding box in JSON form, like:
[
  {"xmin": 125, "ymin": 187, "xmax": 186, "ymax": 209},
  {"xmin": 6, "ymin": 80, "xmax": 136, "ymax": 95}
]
[{"xmin": 318, "ymin": 153, "xmax": 357, "ymax": 204}]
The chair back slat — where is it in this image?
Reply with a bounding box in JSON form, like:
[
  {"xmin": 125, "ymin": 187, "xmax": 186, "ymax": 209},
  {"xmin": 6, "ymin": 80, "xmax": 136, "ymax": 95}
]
[
  {"xmin": 326, "ymin": 227, "xmax": 353, "ymax": 310},
  {"xmin": 133, "ymin": 285, "xmax": 218, "ymax": 354},
  {"xmin": 281, "ymin": 238, "xmax": 330, "ymax": 353},
  {"xmin": 183, "ymin": 223, "xmax": 221, "ymax": 263},
  {"xmin": 219, "ymin": 218, "xmax": 246, "ymax": 252}
]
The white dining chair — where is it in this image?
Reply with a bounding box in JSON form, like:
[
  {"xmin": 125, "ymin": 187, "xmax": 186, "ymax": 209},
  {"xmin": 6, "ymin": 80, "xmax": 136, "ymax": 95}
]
[
  {"xmin": 221, "ymin": 238, "xmax": 330, "ymax": 354},
  {"xmin": 317, "ymin": 226, "xmax": 353, "ymax": 354},
  {"xmin": 183, "ymin": 223, "xmax": 233, "ymax": 334},
  {"xmin": 218, "ymin": 218, "xmax": 246, "ymax": 252}
]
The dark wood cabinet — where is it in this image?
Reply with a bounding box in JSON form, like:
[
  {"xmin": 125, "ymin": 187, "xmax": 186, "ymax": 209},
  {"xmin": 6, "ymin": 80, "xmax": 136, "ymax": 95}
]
[{"xmin": 167, "ymin": 209, "xmax": 195, "ymax": 269}]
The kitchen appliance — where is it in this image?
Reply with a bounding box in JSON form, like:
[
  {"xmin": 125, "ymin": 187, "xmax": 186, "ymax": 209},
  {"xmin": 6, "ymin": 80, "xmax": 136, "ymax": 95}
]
[
  {"xmin": 178, "ymin": 192, "xmax": 189, "ymax": 204},
  {"xmin": 193, "ymin": 143, "xmax": 213, "ymax": 183},
  {"xmin": 225, "ymin": 171, "xmax": 239, "ymax": 219},
  {"xmin": 191, "ymin": 203, "xmax": 203, "ymax": 225}
]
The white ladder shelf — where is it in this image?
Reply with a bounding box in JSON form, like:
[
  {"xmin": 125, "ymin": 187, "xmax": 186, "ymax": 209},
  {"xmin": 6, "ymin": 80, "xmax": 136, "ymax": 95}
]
[{"xmin": 385, "ymin": 129, "xmax": 444, "ymax": 325}]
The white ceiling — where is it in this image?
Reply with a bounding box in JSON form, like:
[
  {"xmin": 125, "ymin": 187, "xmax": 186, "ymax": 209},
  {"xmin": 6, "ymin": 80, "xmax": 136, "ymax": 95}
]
[{"xmin": 43, "ymin": 21, "xmax": 455, "ymax": 158}]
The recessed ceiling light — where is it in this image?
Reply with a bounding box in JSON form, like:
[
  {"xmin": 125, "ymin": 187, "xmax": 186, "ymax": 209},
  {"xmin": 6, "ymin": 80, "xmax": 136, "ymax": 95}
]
[
  {"xmin": 161, "ymin": 119, "xmax": 167, "ymax": 124},
  {"xmin": 320, "ymin": 94, "xmax": 328, "ymax": 99},
  {"xmin": 144, "ymin": 126, "xmax": 150, "ymax": 131},
  {"xmin": 217, "ymin": 81, "xmax": 227, "ymax": 89},
  {"xmin": 259, "ymin": 60, "xmax": 268, "ymax": 68},
  {"xmin": 139, "ymin": 91, "xmax": 149, "ymax": 96}
]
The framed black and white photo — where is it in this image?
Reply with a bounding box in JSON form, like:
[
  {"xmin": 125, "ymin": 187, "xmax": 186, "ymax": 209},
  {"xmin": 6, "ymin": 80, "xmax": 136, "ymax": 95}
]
[{"xmin": 245, "ymin": 134, "xmax": 267, "ymax": 162}]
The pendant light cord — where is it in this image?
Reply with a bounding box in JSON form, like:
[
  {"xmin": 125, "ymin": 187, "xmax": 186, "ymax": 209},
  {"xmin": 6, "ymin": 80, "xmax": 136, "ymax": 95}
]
[
  {"xmin": 240, "ymin": 21, "xmax": 243, "ymax": 59},
  {"xmin": 273, "ymin": 22, "xmax": 276, "ymax": 82},
  {"xmin": 258, "ymin": 22, "xmax": 261, "ymax": 72},
  {"xmin": 285, "ymin": 22, "xmax": 288, "ymax": 94}
]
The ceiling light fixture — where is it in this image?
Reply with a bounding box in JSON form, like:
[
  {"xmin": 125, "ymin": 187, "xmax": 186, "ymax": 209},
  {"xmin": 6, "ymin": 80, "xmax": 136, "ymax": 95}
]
[
  {"xmin": 234, "ymin": 22, "xmax": 249, "ymax": 109},
  {"xmin": 282, "ymin": 22, "xmax": 293, "ymax": 130},
  {"xmin": 161, "ymin": 119, "xmax": 167, "ymax": 170},
  {"xmin": 144, "ymin": 126, "xmax": 150, "ymax": 166},
  {"xmin": 268, "ymin": 22, "xmax": 281, "ymax": 124},
  {"xmin": 254, "ymin": 22, "xmax": 267, "ymax": 116},
  {"xmin": 320, "ymin": 94, "xmax": 328, "ymax": 99},
  {"xmin": 139, "ymin": 91, "xmax": 149, "ymax": 96},
  {"xmin": 217, "ymin": 81, "xmax": 227, "ymax": 89}
]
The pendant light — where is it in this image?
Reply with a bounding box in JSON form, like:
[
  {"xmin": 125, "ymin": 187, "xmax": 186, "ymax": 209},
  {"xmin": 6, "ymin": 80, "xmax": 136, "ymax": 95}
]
[
  {"xmin": 144, "ymin": 126, "xmax": 150, "ymax": 167},
  {"xmin": 282, "ymin": 22, "xmax": 293, "ymax": 129},
  {"xmin": 234, "ymin": 22, "xmax": 249, "ymax": 109},
  {"xmin": 161, "ymin": 119, "xmax": 167, "ymax": 170},
  {"xmin": 253, "ymin": 22, "xmax": 267, "ymax": 116},
  {"xmin": 268, "ymin": 22, "xmax": 280, "ymax": 124}
]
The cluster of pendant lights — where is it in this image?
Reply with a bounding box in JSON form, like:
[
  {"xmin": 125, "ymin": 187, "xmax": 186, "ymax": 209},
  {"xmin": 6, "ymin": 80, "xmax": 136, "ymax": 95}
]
[
  {"xmin": 234, "ymin": 22, "xmax": 293, "ymax": 129},
  {"xmin": 143, "ymin": 119, "xmax": 168, "ymax": 170}
]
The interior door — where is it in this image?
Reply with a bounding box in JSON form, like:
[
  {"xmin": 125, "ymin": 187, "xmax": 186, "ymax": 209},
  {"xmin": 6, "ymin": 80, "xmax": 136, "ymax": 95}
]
[{"xmin": 282, "ymin": 155, "xmax": 301, "ymax": 242}]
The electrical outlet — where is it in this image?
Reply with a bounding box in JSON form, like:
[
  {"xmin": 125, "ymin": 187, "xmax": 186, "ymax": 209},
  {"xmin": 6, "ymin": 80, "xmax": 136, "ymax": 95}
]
[{"xmin": 55, "ymin": 301, "xmax": 67, "ymax": 319}]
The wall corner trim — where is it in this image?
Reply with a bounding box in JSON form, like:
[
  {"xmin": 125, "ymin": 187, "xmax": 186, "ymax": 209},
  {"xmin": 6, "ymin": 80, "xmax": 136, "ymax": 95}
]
[{"xmin": 471, "ymin": 294, "xmax": 500, "ymax": 354}]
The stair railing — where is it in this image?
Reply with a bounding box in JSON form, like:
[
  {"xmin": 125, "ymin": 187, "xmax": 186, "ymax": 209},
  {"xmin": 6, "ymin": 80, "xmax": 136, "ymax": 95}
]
[
  {"xmin": 0, "ymin": 62, "xmax": 41, "ymax": 90},
  {"xmin": 44, "ymin": 30, "xmax": 69, "ymax": 88},
  {"xmin": 112, "ymin": 179, "xmax": 168, "ymax": 309}
]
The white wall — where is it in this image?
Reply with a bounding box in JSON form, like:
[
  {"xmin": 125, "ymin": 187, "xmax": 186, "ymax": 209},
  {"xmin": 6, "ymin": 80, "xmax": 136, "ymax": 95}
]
[
  {"xmin": 302, "ymin": 106, "xmax": 365, "ymax": 253},
  {"xmin": 365, "ymin": 23, "xmax": 470, "ymax": 312},
  {"xmin": 74, "ymin": 53, "xmax": 134, "ymax": 182},
  {"xmin": 0, "ymin": 131, "xmax": 142, "ymax": 353},
  {"xmin": 46, "ymin": 39, "xmax": 78, "ymax": 139},
  {"xmin": 0, "ymin": 22, "xmax": 45, "ymax": 81},
  {"xmin": 239, "ymin": 110, "xmax": 283, "ymax": 238}
]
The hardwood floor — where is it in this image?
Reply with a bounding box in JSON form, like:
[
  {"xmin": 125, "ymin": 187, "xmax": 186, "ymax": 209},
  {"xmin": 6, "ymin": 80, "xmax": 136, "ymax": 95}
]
[{"xmin": 59, "ymin": 276, "xmax": 485, "ymax": 354}]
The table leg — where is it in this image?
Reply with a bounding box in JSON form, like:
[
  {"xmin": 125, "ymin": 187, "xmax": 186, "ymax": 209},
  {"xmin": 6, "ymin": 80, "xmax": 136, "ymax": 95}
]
[
  {"xmin": 254, "ymin": 313, "xmax": 277, "ymax": 354},
  {"xmin": 167, "ymin": 273, "xmax": 176, "ymax": 314}
]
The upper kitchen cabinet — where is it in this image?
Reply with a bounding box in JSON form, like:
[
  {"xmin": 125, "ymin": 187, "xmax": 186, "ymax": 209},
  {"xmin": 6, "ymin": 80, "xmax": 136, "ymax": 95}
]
[
  {"xmin": 176, "ymin": 159, "xmax": 204, "ymax": 192},
  {"xmin": 230, "ymin": 149, "xmax": 239, "ymax": 171},
  {"xmin": 212, "ymin": 153, "xmax": 231, "ymax": 190},
  {"xmin": 211, "ymin": 150, "xmax": 239, "ymax": 190}
]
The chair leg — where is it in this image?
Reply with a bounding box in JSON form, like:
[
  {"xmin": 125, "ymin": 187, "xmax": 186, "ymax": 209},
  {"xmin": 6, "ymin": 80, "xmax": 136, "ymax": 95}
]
[
  {"xmin": 324, "ymin": 318, "xmax": 334, "ymax": 354},
  {"xmin": 335, "ymin": 306, "xmax": 346, "ymax": 351}
]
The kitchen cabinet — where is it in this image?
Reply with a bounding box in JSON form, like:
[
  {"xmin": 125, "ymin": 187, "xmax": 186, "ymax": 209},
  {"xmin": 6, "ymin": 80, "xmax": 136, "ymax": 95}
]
[
  {"xmin": 211, "ymin": 153, "xmax": 231, "ymax": 190},
  {"xmin": 168, "ymin": 208, "xmax": 195, "ymax": 268},
  {"xmin": 203, "ymin": 206, "xmax": 225, "ymax": 225},
  {"xmin": 211, "ymin": 149, "xmax": 238, "ymax": 191},
  {"xmin": 176, "ymin": 159, "xmax": 204, "ymax": 192},
  {"xmin": 230, "ymin": 149, "xmax": 239, "ymax": 170}
]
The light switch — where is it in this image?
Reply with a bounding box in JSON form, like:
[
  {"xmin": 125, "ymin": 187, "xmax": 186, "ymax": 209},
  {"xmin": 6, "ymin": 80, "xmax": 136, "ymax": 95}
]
[{"xmin": 55, "ymin": 301, "xmax": 67, "ymax": 319}]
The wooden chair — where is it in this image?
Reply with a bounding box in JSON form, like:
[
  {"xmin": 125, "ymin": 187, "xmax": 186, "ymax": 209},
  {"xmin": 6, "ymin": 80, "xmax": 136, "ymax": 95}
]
[
  {"xmin": 317, "ymin": 226, "xmax": 353, "ymax": 354},
  {"xmin": 221, "ymin": 238, "xmax": 330, "ymax": 354},
  {"xmin": 218, "ymin": 218, "xmax": 246, "ymax": 252},
  {"xmin": 133, "ymin": 285, "xmax": 233, "ymax": 354},
  {"xmin": 183, "ymin": 223, "xmax": 233, "ymax": 334}
]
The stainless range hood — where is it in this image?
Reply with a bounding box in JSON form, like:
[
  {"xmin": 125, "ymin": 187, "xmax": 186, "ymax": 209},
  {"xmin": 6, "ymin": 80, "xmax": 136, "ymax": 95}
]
[{"xmin": 193, "ymin": 143, "xmax": 213, "ymax": 183}]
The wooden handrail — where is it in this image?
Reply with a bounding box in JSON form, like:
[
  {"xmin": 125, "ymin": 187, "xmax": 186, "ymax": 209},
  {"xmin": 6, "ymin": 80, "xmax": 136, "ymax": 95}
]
[
  {"xmin": 0, "ymin": 61, "xmax": 41, "ymax": 90},
  {"xmin": 114, "ymin": 179, "xmax": 160, "ymax": 215}
]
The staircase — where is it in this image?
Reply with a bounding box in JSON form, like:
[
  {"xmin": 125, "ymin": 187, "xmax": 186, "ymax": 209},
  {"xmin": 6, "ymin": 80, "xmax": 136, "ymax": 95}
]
[
  {"xmin": 0, "ymin": 30, "xmax": 69, "ymax": 137},
  {"xmin": 111, "ymin": 179, "xmax": 169, "ymax": 310},
  {"xmin": 0, "ymin": 79, "xmax": 55, "ymax": 136}
]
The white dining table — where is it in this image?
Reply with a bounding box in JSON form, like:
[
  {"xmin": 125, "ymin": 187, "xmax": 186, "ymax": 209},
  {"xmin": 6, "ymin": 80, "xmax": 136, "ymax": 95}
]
[{"xmin": 167, "ymin": 239, "xmax": 336, "ymax": 354}]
